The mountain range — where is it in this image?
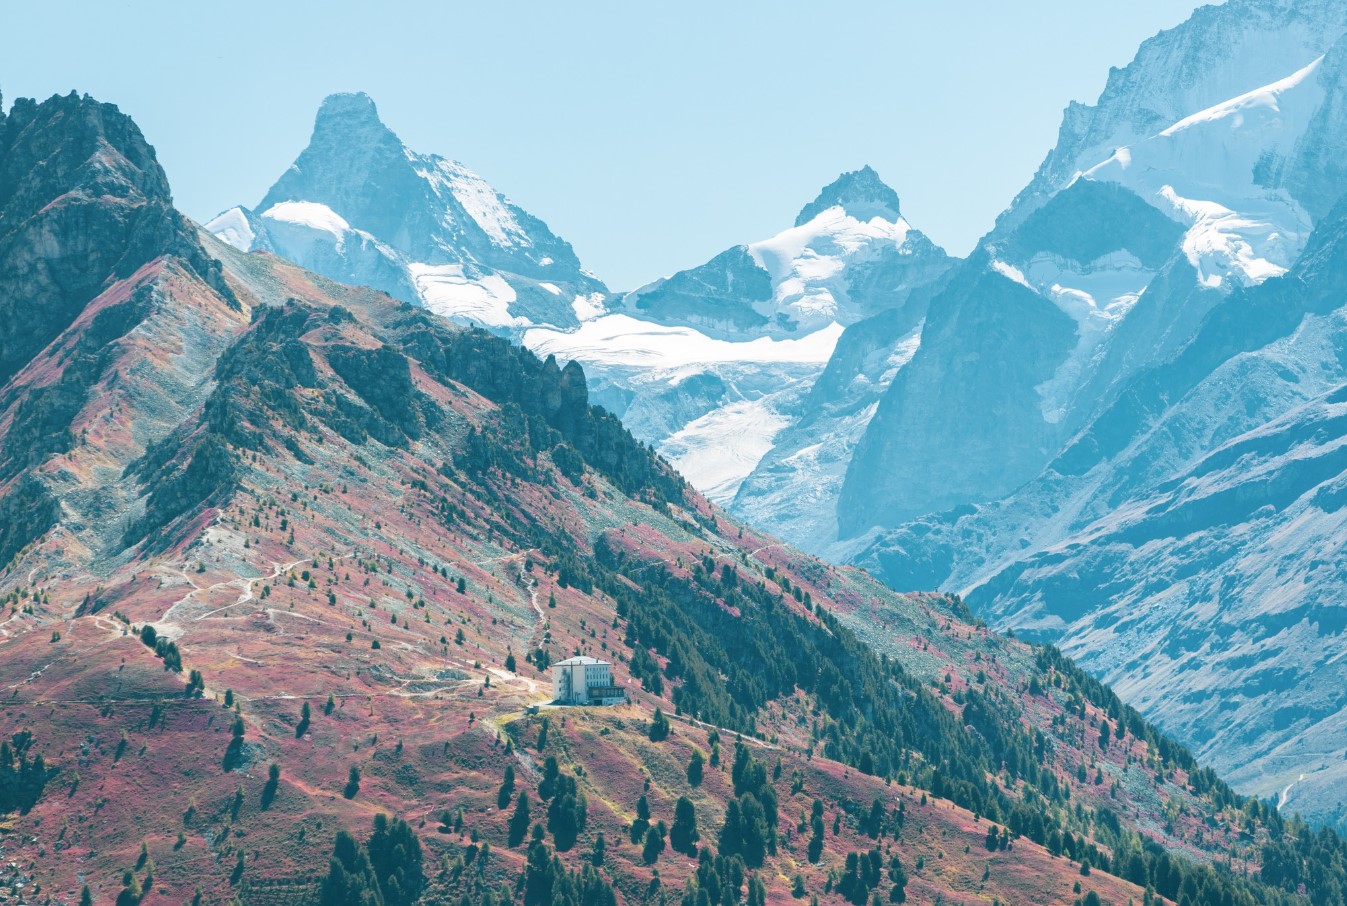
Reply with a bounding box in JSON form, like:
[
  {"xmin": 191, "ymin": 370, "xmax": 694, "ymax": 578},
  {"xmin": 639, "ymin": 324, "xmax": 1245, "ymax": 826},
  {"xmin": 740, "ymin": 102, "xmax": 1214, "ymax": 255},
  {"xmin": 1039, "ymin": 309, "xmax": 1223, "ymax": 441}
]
[
  {"xmin": 0, "ymin": 0, "xmax": 1340, "ymax": 902},
  {"xmin": 12, "ymin": 84, "xmax": 1347, "ymax": 906},
  {"xmin": 200, "ymin": 0, "xmax": 1347, "ymax": 835}
]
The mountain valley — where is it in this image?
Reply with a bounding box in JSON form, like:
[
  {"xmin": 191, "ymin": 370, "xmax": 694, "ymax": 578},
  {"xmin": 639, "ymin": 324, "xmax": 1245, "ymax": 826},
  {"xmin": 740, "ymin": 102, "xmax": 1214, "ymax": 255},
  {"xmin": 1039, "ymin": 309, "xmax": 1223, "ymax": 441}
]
[{"xmin": 4, "ymin": 81, "xmax": 1347, "ymax": 906}]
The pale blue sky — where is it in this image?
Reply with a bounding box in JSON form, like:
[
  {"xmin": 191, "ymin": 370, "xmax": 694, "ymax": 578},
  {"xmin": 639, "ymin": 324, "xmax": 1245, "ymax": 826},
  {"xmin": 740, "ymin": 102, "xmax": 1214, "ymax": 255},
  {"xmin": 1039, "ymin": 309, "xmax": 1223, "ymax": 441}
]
[{"xmin": 4, "ymin": 1, "xmax": 1215, "ymax": 289}]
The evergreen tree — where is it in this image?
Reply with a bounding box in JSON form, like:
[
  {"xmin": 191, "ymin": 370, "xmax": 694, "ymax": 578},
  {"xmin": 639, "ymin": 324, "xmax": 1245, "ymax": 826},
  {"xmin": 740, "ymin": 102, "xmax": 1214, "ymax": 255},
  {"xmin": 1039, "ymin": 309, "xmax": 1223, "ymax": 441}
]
[
  {"xmin": 539, "ymin": 755, "xmax": 561, "ymax": 801},
  {"xmin": 648, "ymin": 707, "xmax": 671, "ymax": 742},
  {"xmin": 367, "ymin": 814, "xmax": 424, "ymax": 906},
  {"xmin": 222, "ymin": 716, "xmax": 245, "ymax": 770},
  {"xmin": 115, "ymin": 870, "xmax": 143, "ymax": 906},
  {"xmin": 318, "ymin": 830, "xmax": 383, "ymax": 906},
  {"xmin": 546, "ymin": 773, "xmax": 587, "ymax": 851},
  {"xmin": 261, "ymin": 762, "xmax": 281, "ymax": 810},
  {"xmin": 864, "ymin": 797, "xmax": 884, "ymax": 838},
  {"xmin": 670, "ymin": 796, "xmax": 699, "ymax": 855},
  {"xmin": 508, "ymin": 792, "xmax": 532, "ymax": 848},
  {"xmin": 642, "ymin": 824, "xmax": 666, "ymax": 864},
  {"xmin": 687, "ymin": 749, "xmax": 705, "ymax": 787},
  {"xmin": 0, "ymin": 732, "xmax": 50, "ymax": 814},
  {"xmin": 719, "ymin": 745, "xmax": 776, "ymax": 867},
  {"xmin": 497, "ymin": 763, "xmax": 516, "ymax": 809},
  {"xmin": 807, "ymin": 799, "xmax": 825, "ymax": 863},
  {"xmin": 719, "ymin": 799, "xmax": 744, "ymax": 861},
  {"xmin": 747, "ymin": 875, "xmax": 766, "ymax": 906},
  {"xmin": 887, "ymin": 854, "xmax": 907, "ymax": 903},
  {"xmin": 318, "ymin": 816, "xmax": 424, "ymax": 906},
  {"xmin": 631, "ymin": 793, "xmax": 651, "ymax": 843}
]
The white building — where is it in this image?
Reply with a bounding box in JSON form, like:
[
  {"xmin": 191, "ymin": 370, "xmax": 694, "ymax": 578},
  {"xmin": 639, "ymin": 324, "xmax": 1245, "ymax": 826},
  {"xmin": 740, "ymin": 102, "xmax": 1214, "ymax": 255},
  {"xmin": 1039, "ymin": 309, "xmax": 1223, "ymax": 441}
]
[{"xmin": 552, "ymin": 656, "xmax": 627, "ymax": 706}]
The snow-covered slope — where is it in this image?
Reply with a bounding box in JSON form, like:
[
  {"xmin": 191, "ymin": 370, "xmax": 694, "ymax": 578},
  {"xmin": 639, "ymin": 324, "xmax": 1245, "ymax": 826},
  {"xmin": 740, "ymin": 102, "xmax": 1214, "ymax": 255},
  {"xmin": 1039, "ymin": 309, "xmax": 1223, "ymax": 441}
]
[
  {"xmin": 1084, "ymin": 54, "xmax": 1324, "ymax": 289},
  {"xmin": 997, "ymin": 0, "xmax": 1347, "ymax": 237},
  {"xmin": 844, "ymin": 11, "xmax": 1347, "ymax": 537},
  {"xmin": 206, "ymin": 92, "xmax": 604, "ymax": 332},
  {"xmin": 538, "ymin": 168, "xmax": 953, "ymax": 506}
]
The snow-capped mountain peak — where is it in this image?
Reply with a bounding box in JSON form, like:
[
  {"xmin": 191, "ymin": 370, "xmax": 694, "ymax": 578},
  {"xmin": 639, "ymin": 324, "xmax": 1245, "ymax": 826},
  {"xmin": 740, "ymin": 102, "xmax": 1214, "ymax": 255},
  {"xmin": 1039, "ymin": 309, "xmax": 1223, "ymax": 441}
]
[
  {"xmin": 523, "ymin": 166, "xmax": 953, "ymax": 519},
  {"xmin": 208, "ymin": 92, "xmax": 605, "ymax": 332},
  {"xmin": 795, "ymin": 164, "xmax": 902, "ymax": 227},
  {"xmin": 621, "ymin": 167, "xmax": 946, "ymax": 341}
]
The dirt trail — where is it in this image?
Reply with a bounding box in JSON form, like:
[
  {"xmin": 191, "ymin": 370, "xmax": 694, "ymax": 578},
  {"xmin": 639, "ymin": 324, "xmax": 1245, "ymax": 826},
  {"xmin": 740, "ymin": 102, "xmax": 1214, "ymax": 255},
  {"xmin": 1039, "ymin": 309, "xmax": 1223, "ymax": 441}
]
[
  {"xmin": 155, "ymin": 553, "xmax": 354, "ymax": 637},
  {"xmin": 670, "ymin": 712, "xmax": 777, "ymax": 750}
]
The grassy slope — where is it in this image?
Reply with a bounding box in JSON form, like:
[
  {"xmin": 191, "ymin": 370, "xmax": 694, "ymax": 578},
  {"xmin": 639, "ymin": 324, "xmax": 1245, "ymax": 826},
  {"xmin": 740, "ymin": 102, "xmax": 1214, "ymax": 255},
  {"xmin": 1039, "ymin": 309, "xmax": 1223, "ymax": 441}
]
[{"xmin": 0, "ymin": 246, "xmax": 1299, "ymax": 906}]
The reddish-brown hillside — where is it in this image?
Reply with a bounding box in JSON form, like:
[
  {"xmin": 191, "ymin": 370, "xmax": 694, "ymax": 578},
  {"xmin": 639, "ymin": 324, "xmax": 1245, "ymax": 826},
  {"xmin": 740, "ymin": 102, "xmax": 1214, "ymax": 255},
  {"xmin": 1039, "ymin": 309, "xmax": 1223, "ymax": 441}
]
[{"xmin": 0, "ymin": 91, "xmax": 1342, "ymax": 906}]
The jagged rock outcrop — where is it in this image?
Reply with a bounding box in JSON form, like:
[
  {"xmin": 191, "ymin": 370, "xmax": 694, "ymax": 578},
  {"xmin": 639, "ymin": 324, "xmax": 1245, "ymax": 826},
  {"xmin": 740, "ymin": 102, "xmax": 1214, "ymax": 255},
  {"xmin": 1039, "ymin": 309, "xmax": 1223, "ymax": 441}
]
[{"xmin": 0, "ymin": 91, "xmax": 232, "ymax": 388}]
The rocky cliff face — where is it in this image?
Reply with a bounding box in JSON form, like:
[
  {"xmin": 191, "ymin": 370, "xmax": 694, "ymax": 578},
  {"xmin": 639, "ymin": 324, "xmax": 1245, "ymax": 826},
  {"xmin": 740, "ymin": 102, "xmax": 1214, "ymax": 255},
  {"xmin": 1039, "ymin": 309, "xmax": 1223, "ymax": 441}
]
[
  {"xmin": 0, "ymin": 91, "xmax": 232, "ymax": 388},
  {"xmin": 0, "ymin": 91, "xmax": 244, "ymax": 571}
]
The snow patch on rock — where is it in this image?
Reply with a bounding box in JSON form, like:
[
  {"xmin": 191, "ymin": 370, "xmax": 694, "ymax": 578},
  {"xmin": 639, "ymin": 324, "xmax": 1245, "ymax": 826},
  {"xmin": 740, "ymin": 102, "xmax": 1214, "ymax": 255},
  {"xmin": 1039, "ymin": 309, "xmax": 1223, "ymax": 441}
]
[
  {"xmin": 261, "ymin": 201, "xmax": 354, "ymax": 246},
  {"xmin": 662, "ymin": 398, "xmax": 792, "ymax": 504},
  {"xmin": 746, "ymin": 205, "xmax": 914, "ymax": 333},
  {"xmin": 1085, "ymin": 56, "xmax": 1324, "ymax": 289},
  {"xmin": 410, "ymin": 263, "xmax": 526, "ymax": 329},
  {"xmin": 205, "ymin": 206, "xmax": 256, "ymax": 252}
]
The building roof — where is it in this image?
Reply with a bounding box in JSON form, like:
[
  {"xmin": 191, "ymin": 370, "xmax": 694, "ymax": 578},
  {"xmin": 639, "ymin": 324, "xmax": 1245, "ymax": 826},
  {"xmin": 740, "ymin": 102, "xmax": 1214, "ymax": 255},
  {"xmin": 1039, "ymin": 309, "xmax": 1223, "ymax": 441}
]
[{"xmin": 554, "ymin": 656, "xmax": 608, "ymax": 667}]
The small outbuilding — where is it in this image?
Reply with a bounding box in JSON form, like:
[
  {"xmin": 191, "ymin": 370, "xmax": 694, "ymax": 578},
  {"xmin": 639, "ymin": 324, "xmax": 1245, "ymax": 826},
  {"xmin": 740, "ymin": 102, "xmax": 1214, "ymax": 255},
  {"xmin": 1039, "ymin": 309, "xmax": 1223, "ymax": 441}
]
[{"xmin": 552, "ymin": 656, "xmax": 627, "ymax": 706}]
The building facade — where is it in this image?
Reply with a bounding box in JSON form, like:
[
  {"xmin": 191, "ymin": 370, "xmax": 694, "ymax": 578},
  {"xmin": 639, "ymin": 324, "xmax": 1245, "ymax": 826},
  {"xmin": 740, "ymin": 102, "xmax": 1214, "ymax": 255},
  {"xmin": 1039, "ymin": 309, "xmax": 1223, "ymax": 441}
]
[{"xmin": 551, "ymin": 656, "xmax": 627, "ymax": 706}]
